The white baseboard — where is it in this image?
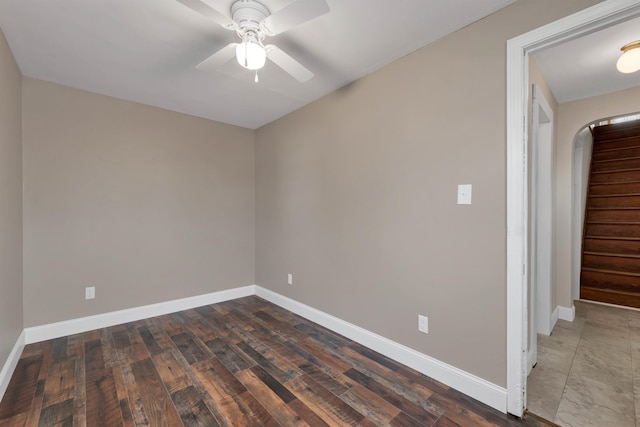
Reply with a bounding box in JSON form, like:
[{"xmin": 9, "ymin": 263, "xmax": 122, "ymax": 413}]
[
  {"xmin": 24, "ymin": 285, "xmax": 255, "ymax": 344},
  {"xmin": 254, "ymin": 286, "xmax": 507, "ymax": 413},
  {"xmin": 558, "ymin": 305, "xmax": 575, "ymax": 322},
  {"xmin": 0, "ymin": 330, "xmax": 25, "ymax": 403},
  {"xmin": 551, "ymin": 306, "xmax": 559, "ymax": 331}
]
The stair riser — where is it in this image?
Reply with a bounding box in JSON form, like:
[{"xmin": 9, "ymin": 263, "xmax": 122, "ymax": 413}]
[
  {"xmin": 591, "ymin": 157, "xmax": 640, "ymax": 172},
  {"xmin": 593, "ymin": 136, "xmax": 640, "ymax": 150},
  {"xmin": 586, "ymin": 222, "xmax": 640, "ymax": 237},
  {"xmin": 589, "ymin": 182, "xmax": 640, "ymax": 195},
  {"xmin": 583, "ymin": 238, "xmax": 640, "ymax": 255},
  {"xmin": 592, "ymin": 145, "xmax": 640, "ymax": 161},
  {"xmin": 590, "ymin": 169, "xmax": 640, "ymax": 184},
  {"xmin": 583, "ymin": 254, "xmax": 640, "ymax": 274},
  {"xmin": 589, "ymin": 195, "xmax": 640, "ymax": 208},
  {"xmin": 580, "ymin": 270, "xmax": 640, "ymax": 293},
  {"xmin": 586, "ymin": 209, "xmax": 640, "ymax": 222},
  {"xmin": 594, "ymin": 123, "xmax": 640, "ymax": 142},
  {"xmin": 581, "ymin": 287, "xmax": 640, "ymax": 309}
]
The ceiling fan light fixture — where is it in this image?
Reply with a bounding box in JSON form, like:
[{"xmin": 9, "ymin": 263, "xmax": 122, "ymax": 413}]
[
  {"xmin": 616, "ymin": 40, "xmax": 640, "ymax": 74},
  {"xmin": 236, "ymin": 41, "xmax": 266, "ymax": 70}
]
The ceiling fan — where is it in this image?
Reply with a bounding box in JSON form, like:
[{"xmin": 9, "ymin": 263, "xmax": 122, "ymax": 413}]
[{"xmin": 178, "ymin": 0, "xmax": 330, "ymax": 82}]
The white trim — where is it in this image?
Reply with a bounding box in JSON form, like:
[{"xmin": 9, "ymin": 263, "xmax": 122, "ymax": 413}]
[
  {"xmin": 551, "ymin": 306, "xmax": 559, "ymax": 332},
  {"xmin": 506, "ymin": 0, "xmax": 640, "ymax": 416},
  {"xmin": 0, "ymin": 330, "xmax": 26, "ymax": 403},
  {"xmin": 255, "ymin": 286, "xmax": 507, "ymax": 412},
  {"xmin": 558, "ymin": 305, "xmax": 576, "ymax": 322},
  {"xmin": 24, "ymin": 286, "xmax": 255, "ymax": 344},
  {"xmin": 532, "ymin": 84, "xmax": 555, "ymax": 338}
]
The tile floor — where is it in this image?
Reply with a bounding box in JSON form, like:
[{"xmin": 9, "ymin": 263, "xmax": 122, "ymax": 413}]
[{"xmin": 527, "ymin": 300, "xmax": 640, "ymax": 427}]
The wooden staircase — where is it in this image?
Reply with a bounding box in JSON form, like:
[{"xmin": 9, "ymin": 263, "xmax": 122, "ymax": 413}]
[{"xmin": 581, "ymin": 119, "xmax": 640, "ymax": 308}]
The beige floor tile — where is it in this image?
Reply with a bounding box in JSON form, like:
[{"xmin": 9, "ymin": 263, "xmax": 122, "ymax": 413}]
[
  {"xmin": 579, "ymin": 321, "xmax": 630, "ymax": 354},
  {"xmin": 535, "ymin": 342, "xmax": 574, "ymax": 375},
  {"xmin": 527, "ymin": 364, "xmax": 567, "ymax": 421},
  {"xmin": 569, "ymin": 345, "xmax": 632, "ymax": 387},
  {"xmin": 529, "ymin": 301, "xmax": 638, "ymax": 426},
  {"xmin": 555, "ymin": 374, "xmax": 635, "ymax": 427}
]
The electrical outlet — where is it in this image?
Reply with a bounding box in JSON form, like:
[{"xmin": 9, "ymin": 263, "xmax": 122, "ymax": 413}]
[
  {"xmin": 85, "ymin": 286, "xmax": 95, "ymax": 300},
  {"xmin": 287, "ymin": 273, "xmax": 293, "ymax": 285},
  {"xmin": 418, "ymin": 315, "xmax": 429, "ymax": 334}
]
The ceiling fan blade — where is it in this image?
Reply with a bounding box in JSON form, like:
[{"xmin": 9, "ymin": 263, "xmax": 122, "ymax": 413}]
[
  {"xmin": 196, "ymin": 43, "xmax": 239, "ymax": 72},
  {"xmin": 266, "ymin": 45, "xmax": 314, "ymax": 82},
  {"xmin": 177, "ymin": 0, "xmax": 233, "ymax": 27},
  {"xmin": 262, "ymin": 0, "xmax": 329, "ymax": 35}
]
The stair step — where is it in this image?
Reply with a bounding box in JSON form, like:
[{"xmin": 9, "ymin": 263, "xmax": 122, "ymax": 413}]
[
  {"xmin": 584, "ymin": 237, "xmax": 640, "ymax": 256},
  {"xmin": 592, "ymin": 155, "xmax": 640, "ymax": 164},
  {"xmin": 594, "ymin": 121, "xmax": 640, "ymax": 142},
  {"xmin": 591, "ymin": 157, "xmax": 640, "ymax": 172},
  {"xmin": 581, "ymin": 268, "xmax": 640, "ymax": 295},
  {"xmin": 581, "ymin": 287, "xmax": 640, "ymax": 309},
  {"xmin": 589, "ymin": 169, "xmax": 640, "ymax": 184},
  {"xmin": 585, "ymin": 222, "xmax": 640, "ymax": 238},
  {"xmin": 588, "ymin": 194, "xmax": 640, "ymax": 208},
  {"xmin": 582, "ymin": 268, "xmax": 640, "ymax": 277},
  {"xmin": 593, "ymin": 135, "xmax": 640, "ymax": 148},
  {"xmin": 583, "ymin": 253, "xmax": 640, "ymax": 274},
  {"xmin": 583, "ymin": 251, "xmax": 640, "ymax": 259},
  {"xmin": 586, "ymin": 208, "xmax": 640, "ymax": 222},
  {"xmin": 592, "ymin": 145, "xmax": 640, "ymax": 162},
  {"xmin": 589, "ymin": 181, "xmax": 640, "ymax": 195},
  {"xmin": 588, "ymin": 193, "xmax": 640, "ymax": 198}
]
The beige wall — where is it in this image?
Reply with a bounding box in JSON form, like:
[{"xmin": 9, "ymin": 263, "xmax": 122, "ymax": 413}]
[
  {"xmin": 22, "ymin": 78, "xmax": 255, "ymax": 327},
  {"xmin": 0, "ymin": 29, "xmax": 23, "ymax": 368},
  {"xmin": 256, "ymin": 0, "xmax": 601, "ymax": 386},
  {"xmin": 556, "ymin": 85, "xmax": 640, "ymax": 308}
]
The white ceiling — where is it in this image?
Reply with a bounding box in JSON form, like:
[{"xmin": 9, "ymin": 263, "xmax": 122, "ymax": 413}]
[
  {"xmin": 534, "ymin": 15, "xmax": 640, "ymax": 104},
  {"xmin": 0, "ymin": 0, "xmax": 519, "ymax": 129}
]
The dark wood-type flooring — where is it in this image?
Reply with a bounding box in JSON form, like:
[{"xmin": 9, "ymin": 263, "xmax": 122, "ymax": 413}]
[{"xmin": 0, "ymin": 296, "xmax": 555, "ymax": 426}]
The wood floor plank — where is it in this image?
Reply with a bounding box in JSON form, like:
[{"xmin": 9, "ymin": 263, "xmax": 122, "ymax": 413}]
[
  {"xmin": 339, "ymin": 383, "xmax": 403, "ymax": 425},
  {"xmin": 172, "ymin": 332, "xmax": 210, "ymax": 365},
  {"xmin": 38, "ymin": 398, "xmax": 74, "ymax": 427},
  {"xmin": 236, "ymin": 367, "xmax": 310, "ymax": 426},
  {"xmin": 205, "ymin": 338, "xmax": 255, "ymax": 374},
  {"xmin": 84, "ymin": 339, "xmax": 124, "ymax": 426},
  {"xmin": 0, "ymin": 355, "xmax": 42, "ymax": 420},
  {"xmin": 42, "ymin": 359, "xmax": 76, "ymax": 408},
  {"xmin": 0, "ymin": 296, "xmax": 557, "ymax": 427},
  {"xmin": 170, "ymin": 385, "xmax": 220, "ymax": 427},
  {"xmin": 344, "ymin": 368, "xmax": 441, "ymax": 426},
  {"xmin": 192, "ymin": 356, "xmax": 279, "ymax": 427},
  {"xmin": 285, "ymin": 374, "xmax": 365, "ymax": 426},
  {"xmin": 128, "ymin": 358, "xmax": 183, "ymax": 426}
]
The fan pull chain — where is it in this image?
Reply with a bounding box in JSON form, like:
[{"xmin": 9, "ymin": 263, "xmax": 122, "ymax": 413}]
[{"xmin": 255, "ymin": 70, "xmax": 259, "ymax": 83}]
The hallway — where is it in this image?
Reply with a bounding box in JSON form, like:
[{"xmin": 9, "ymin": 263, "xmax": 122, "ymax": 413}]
[{"xmin": 527, "ymin": 300, "xmax": 640, "ymax": 426}]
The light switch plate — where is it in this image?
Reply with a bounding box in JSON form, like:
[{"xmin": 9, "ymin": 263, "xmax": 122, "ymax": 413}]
[{"xmin": 457, "ymin": 184, "xmax": 472, "ymax": 205}]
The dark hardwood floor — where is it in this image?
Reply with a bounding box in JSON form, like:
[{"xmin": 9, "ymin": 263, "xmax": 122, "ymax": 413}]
[{"xmin": 0, "ymin": 296, "xmax": 555, "ymax": 426}]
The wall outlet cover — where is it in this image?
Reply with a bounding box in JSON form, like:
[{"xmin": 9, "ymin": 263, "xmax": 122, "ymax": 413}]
[{"xmin": 418, "ymin": 315, "xmax": 429, "ymax": 334}]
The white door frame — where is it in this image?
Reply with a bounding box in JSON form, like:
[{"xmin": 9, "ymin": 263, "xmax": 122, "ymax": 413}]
[
  {"xmin": 533, "ymin": 84, "xmax": 555, "ymax": 338},
  {"xmin": 506, "ymin": 0, "xmax": 640, "ymax": 416},
  {"xmin": 528, "ymin": 84, "xmax": 554, "ymax": 374}
]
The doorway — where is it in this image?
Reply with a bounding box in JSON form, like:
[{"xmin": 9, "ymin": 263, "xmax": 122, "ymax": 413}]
[{"xmin": 506, "ymin": 0, "xmax": 640, "ymax": 417}]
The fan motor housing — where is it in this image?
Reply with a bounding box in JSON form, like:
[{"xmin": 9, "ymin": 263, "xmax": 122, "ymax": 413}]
[{"xmin": 231, "ymin": 0, "xmax": 270, "ymax": 31}]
